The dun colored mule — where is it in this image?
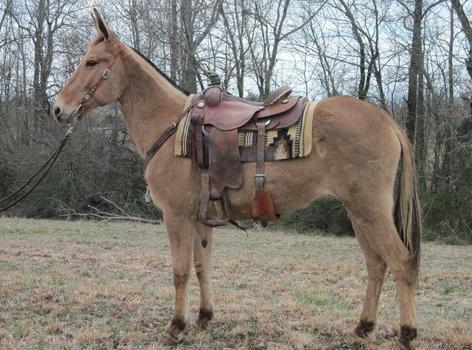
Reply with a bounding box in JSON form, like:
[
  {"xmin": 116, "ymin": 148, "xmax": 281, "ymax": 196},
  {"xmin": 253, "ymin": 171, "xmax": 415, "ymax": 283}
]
[{"xmin": 53, "ymin": 9, "xmax": 421, "ymax": 349}]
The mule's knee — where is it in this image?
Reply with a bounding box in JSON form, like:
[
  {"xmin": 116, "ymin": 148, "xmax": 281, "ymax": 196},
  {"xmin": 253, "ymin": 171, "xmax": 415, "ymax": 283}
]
[
  {"xmin": 173, "ymin": 272, "xmax": 190, "ymax": 288},
  {"xmin": 390, "ymin": 262, "xmax": 415, "ymax": 287},
  {"xmin": 194, "ymin": 263, "xmax": 204, "ymax": 279}
]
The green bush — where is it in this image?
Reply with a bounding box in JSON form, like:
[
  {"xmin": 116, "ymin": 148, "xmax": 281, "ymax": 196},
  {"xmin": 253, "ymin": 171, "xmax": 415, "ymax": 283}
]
[
  {"xmin": 423, "ymin": 189, "xmax": 472, "ymax": 244},
  {"xmin": 278, "ymin": 197, "xmax": 353, "ymax": 236},
  {"xmin": 0, "ymin": 116, "xmax": 161, "ymax": 221}
]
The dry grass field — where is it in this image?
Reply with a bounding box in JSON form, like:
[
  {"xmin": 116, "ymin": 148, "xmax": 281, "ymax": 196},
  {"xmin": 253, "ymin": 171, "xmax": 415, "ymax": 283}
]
[{"xmin": 0, "ymin": 218, "xmax": 470, "ymax": 350}]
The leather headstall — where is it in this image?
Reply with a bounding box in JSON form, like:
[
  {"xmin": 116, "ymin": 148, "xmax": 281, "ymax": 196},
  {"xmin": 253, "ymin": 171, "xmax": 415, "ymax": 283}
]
[{"xmin": 70, "ymin": 45, "xmax": 123, "ymax": 122}]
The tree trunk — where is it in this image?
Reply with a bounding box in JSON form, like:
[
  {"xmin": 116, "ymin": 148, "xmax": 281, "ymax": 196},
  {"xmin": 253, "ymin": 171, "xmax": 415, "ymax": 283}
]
[
  {"xmin": 169, "ymin": 0, "xmax": 178, "ymax": 80},
  {"xmin": 448, "ymin": 5, "xmax": 454, "ymax": 103},
  {"xmin": 338, "ymin": 0, "xmax": 368, "ymax": 100},
  {"xmin": 180, "ymin": 0, "xmax": 198, "ymax": 92},
  {"xmin": 33, "ymin": 0, "xmax": 46, "ymax": 135},
  {"xmin": 406, "ymin": 0, "xmax": 423, "ymax": 143},
  {"xmin": 415, "ymin": 42, "xmax": 426, "ymax": 194},
  {"xmin": 451, "ymin": 0, "xmax": 472, "ymax": 80}
]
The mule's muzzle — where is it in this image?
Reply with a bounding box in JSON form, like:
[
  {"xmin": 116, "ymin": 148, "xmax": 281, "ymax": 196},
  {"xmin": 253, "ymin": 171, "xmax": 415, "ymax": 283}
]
[
  {"xmin": 53, "ymin": 105, "xmax": 64, "ymax": 122},
  {"xmin": 52, "ymin": 99, "xmax": 76, "ymax": 123}
]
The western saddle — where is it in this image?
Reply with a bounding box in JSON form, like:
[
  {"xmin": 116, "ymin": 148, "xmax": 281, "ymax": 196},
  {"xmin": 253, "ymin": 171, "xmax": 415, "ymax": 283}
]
[{"xmin": 189, "ymin": 73, "xmax": 308, "ymax": 228}]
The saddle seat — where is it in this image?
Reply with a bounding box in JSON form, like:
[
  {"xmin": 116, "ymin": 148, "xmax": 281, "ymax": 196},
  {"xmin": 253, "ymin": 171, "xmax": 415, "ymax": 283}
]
[
  {"xmin": 199, "ymin": 85, "xmax": 301, "ymax": 131},
  {"xmin": 189, "ymin": 81, "xmax": 308, "ymax": 227}
]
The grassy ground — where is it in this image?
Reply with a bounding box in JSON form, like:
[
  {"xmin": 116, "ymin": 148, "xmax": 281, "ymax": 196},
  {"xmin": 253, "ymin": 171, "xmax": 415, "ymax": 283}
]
[{"xmin": 0, "ymin": 218, "xmax": 470, "ymax": 350}]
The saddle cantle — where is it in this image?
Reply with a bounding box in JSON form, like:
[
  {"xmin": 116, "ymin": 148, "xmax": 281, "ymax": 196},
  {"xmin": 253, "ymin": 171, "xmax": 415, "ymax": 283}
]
[{"xmin": 188, "ymin": 75, "xmax": 308, "ymax": 227}]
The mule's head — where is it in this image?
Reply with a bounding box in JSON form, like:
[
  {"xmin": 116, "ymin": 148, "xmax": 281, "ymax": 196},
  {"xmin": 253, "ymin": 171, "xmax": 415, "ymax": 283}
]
[{"xmin": 53, "ymin": 9, "xmax": 127, "ymax": 123}]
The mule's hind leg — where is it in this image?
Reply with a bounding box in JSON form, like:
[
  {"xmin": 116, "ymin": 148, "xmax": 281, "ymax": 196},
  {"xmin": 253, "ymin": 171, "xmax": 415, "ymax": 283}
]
[
  {"xmin": 162, "ymin": 213, "xmax": 195, "ymax": 344},
  {"xmin": 351, "ymin": 224, "xmax": 387, "ymax": 338},
  {"xmin": 350, "ymin": 208, "xmax": 417, "ymax": 349},
  {"xmin": 193, "ymin": 224, "xmax": 214, "ymax": 328}
]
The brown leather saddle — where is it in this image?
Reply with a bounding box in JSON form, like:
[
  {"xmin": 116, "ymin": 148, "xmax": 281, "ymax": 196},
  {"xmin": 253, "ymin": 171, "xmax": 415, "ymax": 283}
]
[{"xmin": 189, "ymin": 76, "xmax": 307, "ymax": 227}]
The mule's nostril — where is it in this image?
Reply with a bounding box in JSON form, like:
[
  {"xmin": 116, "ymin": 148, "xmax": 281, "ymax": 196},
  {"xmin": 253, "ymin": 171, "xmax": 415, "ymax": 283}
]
[{"xmin": 54, "ymin": 106, "xmax": 62, "ymax": 116}]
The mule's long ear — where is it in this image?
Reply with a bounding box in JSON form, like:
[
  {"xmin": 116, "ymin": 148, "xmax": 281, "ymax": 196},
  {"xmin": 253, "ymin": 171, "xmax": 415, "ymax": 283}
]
[{"xmin": 92, "ymin": 8, "xmax": 111, "ymax": 41}]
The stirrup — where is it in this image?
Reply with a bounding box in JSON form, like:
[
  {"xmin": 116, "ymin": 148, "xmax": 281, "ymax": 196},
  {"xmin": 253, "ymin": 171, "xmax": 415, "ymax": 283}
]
[{"xmin": 198, "ymin": 190, "xmax": 229, "ymax": 227}]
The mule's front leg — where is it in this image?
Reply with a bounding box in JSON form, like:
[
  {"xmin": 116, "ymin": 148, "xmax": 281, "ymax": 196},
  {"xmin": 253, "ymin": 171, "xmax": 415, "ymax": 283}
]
[
  {"xmin": 193, "ymin": 224, "xmax": 214, "ymax": 328},
  {"xmin": 162, "ymin": 214, "xmax": 194, "ymax": 344}
]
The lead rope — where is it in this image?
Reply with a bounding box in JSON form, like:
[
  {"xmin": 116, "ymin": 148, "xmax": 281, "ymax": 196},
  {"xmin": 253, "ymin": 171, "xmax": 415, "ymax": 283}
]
[{"xmin": 0, "ymin": 123, "xmax": 77, "ymax": 212}]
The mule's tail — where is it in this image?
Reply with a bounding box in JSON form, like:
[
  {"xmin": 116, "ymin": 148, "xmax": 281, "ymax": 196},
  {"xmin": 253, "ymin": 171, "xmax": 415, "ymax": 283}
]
[{"xmin": 392, "ymin": 123, "xmax": 422, "ymax": 285}]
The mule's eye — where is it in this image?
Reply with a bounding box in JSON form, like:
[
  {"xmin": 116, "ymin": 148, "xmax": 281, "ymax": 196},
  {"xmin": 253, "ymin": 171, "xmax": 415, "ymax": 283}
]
[{"xmin": 86, "ymin": 60, "xmax": 98, "ymax": 67}]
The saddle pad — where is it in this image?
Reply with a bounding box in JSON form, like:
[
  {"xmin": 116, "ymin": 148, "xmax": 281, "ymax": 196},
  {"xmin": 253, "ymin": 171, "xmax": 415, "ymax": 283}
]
[{"xmin": 175, "ymin": 101, "xmax": 318, "ymax": 161}]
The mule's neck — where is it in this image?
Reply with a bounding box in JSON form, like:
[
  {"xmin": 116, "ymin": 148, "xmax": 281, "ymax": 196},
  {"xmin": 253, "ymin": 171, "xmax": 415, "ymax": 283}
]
[{"xmin": 118, "ymin": 46, "xmax": 188, "ymax": 157}]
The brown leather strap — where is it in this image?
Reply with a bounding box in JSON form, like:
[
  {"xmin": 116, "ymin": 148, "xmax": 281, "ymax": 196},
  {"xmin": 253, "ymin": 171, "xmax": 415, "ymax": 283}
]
[
  {"xmin": 255, "ymin": 121, "xmax": 266, "ymax": 193},
  {"xmin": 0, "ymin": 126, "xmax": 75, "ymax": 212},
  {"xmin": 191, "ymin": 111, "xmax": 206, "ymax": 169},
  {"xmin": 143, "ymin": 104, "xmax": 193, "ymax": 178}
]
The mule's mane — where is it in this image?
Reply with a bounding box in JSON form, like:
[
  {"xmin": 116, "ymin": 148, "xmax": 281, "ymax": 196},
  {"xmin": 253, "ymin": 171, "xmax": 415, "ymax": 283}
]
[{"xmin": 130, "ymin": 47, "xmax": 190, "ymax": 96}]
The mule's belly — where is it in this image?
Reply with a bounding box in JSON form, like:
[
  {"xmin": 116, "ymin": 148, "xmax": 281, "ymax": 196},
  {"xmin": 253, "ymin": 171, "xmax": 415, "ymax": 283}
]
[{"xmin": 226, "ymin": 150, "xmax": 330, "ymax": 219}]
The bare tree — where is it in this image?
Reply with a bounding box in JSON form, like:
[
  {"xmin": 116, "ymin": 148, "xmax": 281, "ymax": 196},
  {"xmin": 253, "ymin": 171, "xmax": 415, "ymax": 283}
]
[
  {"xmin": 336, "ymin": 0, "xmax": 374, "ymax": 100},
  {"xmin": 219, "ymin": 0, "xmax": 256, "ymax": 97},
  {"xmin": 248, "ymin": 0, "xmax": 326, "ymax": 98},
  {"xmin": 180, "ymin": 0, "xmax": 222, "ymax": 92},
  {"xmin": 451, "ymin": 0, "xmax": 472, "ymax": 80},
  {"xmin": 11, "ymin": 0, "xmax": 78, "ymax": 135}
]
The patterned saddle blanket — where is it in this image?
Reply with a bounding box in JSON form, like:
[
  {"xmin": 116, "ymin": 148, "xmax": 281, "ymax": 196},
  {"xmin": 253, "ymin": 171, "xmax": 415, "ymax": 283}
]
[{"xmin": 175, "ymin": 100, "xmax": 318, "ymax": 162}]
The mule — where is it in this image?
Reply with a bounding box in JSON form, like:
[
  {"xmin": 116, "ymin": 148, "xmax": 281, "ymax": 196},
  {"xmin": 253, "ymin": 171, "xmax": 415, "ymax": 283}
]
[{"xmin": 53, "ymin": 10, "xmax": 421, "ymax": 349}]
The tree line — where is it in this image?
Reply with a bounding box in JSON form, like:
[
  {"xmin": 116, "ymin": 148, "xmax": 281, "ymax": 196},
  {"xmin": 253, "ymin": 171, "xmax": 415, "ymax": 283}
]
[{"xmin": 0, "ymin": 0, "xmax": 470, "ymax": 243}]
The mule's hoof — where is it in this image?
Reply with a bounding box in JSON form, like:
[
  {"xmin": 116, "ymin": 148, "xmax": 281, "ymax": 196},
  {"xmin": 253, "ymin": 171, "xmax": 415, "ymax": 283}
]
[
  {"xmin": 397, "ymin": 325, "xmax": 417, "ymax": 350},
  {"xmin": 352, "ymin": 319, "xmax": 375, "ymax": 338},
  {"xmin": 397, "ymin": 340, "xmax": 416, "ymax": 350},
  {"xmin": 197, "ymin": 308, "xmax": 213, "ymax": 329},
  {"xmin": 348, "ymin": 329, "xmax": 370, "ymax": 341},
  {"xmin": 348, "ymin": 330, "xmax": 369, "ymax": 344},
  {"xmin": 160, "ymin": 317, "xmax": 186, "ymax": 345},
  {"xmin": 160, "ymin": 331, "xmax": 180, "ymax": 346},
  {"xmin": 197, "ymin": 317, "xmax": 211, "ymax": 329}
]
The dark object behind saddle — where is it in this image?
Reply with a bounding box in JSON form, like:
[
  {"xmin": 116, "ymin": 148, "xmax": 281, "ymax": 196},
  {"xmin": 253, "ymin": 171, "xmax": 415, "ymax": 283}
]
[{"xmin": 190, "ymin": 79, "xmax": 307, "ymax": 227}]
